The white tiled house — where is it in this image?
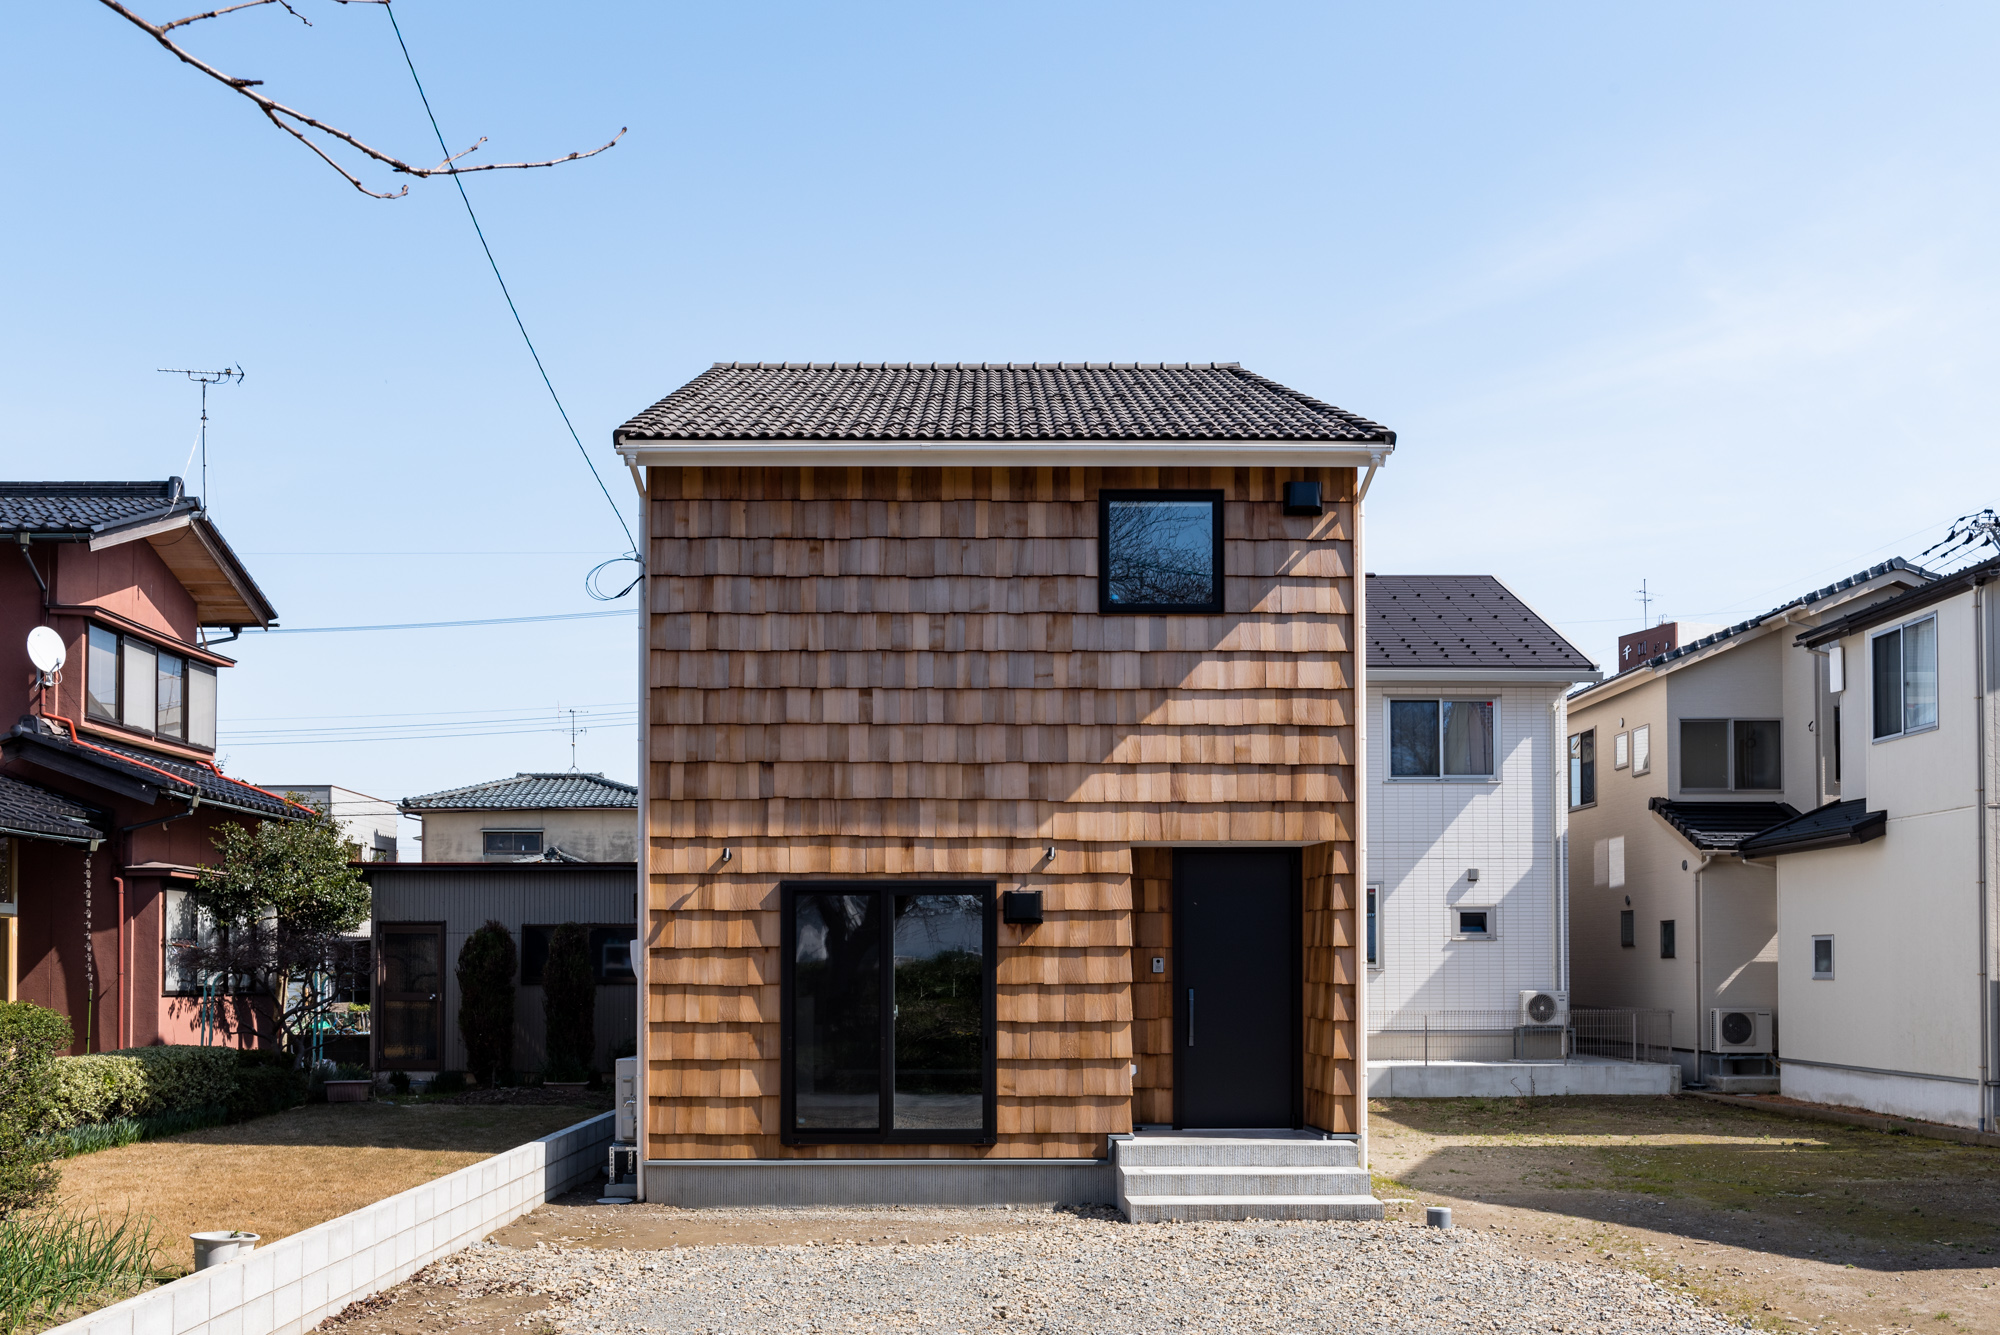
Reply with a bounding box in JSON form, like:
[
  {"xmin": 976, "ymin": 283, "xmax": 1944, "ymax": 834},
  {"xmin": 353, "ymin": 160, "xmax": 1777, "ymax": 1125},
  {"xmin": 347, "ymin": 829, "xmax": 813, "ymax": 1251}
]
[{"xmin": 1362, "ymin": 575, "xmax": 1605, "ymax": 1091}]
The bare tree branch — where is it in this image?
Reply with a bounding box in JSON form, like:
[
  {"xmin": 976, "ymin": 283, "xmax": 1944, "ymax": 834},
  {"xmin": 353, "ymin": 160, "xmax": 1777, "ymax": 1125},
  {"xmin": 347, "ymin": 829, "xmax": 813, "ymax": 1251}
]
[{"xmin": 96, "ymin": 0, "xmax": 624, "ymax": 199}]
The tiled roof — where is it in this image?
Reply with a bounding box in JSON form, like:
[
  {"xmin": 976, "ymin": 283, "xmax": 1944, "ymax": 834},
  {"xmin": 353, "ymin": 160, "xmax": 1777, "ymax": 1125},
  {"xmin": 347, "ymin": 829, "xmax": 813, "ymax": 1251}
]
[
  {"xmin": 1597, "ymin": 560, "xmax": 1930, "ymax": 685},
  {"xmin": 6, "ymin": 721, "xmax": 302, "ymax": 820},
  {"xmin": 400, "ymin": 772, "xmax": 638, "ymax": 812},
  {"xmin": 1799, "ymin": 552, "xmax": 2000, "ymax": 648},
  {"xmin": 616, "ymin": 363, "xmax": 1395, "ymax": 442},
  {"xmin": 1647, "ymin": 798, "xmax": 1800, "ymax": 851},
  {"xmin": 1366, "ymin": 575, "xmax": 1597, "ymax": 673},
  {"xmin": 0, "ymin": 480, "xmax": 195, "ymax": 534},
  {"xmin": 1737, "ymin": 799, "xmax": 1887, "ymax": 857},
  {"xmin": 0, "ymin": 772, "xmax": 104, "ymax": 844}
]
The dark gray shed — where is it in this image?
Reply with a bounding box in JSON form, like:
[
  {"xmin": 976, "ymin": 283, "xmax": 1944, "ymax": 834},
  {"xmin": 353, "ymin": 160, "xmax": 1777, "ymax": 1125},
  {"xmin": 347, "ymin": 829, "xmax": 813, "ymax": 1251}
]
[{"xmin": 361, "ymin": 862, "xmax": 637, "ymax": 1078}]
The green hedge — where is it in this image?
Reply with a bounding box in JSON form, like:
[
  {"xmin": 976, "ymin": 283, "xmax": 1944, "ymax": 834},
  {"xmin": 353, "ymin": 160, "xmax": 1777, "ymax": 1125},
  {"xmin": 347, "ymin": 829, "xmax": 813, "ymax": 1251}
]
[{"xmin": 46, "ymin": 1046, "xmax": 252, "ymax": 1131}]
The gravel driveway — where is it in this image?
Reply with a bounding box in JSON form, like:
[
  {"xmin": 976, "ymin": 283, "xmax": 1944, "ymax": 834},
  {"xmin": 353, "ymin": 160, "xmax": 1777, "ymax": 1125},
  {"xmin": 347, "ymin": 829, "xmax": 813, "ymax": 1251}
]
[{"xmin": 412, "ymin": 1207, "xmax": 1745, "ymax": 1334}]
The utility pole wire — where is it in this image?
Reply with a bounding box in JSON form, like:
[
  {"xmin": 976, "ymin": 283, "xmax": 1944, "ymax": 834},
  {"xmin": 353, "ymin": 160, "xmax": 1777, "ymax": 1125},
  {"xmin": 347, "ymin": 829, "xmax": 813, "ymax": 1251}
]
[
  {"xmin": 382, "ymin": 5, "xmax": 639, "ymax": 563},
  {"xmin": 93, "ymin": 0, "xmax": 623, "ymax": 199}
]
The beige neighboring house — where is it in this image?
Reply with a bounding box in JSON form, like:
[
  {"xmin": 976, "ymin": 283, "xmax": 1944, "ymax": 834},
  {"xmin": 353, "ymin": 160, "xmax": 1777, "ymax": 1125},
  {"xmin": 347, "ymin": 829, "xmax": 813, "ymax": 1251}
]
[
  {"xmin": 1775, "ymin": 551, "xmax": 2000, "ymax": 1128},
  {"xmin": 1564, "ymin": 561, "xmax": 1929, "ymax": 1089},
  {"xmin": 399, "ymin": 772, "xmax": 638, "ymax": 863},
  {"xmin": 260, "ymin": 784, "xmax": 399, "ymax": 861}
]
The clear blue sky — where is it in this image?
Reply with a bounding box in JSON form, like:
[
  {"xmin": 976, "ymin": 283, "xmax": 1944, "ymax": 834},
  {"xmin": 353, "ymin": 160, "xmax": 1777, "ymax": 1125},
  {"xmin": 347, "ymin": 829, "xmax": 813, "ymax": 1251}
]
[{"xmin": 4, "ymin": 2, "xmax": 1996, "ymax": 839}]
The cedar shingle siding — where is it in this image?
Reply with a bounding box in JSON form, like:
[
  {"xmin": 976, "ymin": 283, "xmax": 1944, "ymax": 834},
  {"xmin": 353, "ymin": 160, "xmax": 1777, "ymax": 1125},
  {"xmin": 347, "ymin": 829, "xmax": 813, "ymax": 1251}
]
[{"xmin": 644, "ymin": 465, "xmax": 1362, "ymax": 1157}]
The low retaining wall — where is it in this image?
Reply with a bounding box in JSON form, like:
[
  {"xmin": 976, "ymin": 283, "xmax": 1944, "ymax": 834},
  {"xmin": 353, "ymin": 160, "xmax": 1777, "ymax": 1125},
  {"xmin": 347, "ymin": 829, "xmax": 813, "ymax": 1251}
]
[
  {"xmin": 52, "ymin": 1112, "xmax": 614, "ymax": 1335},
  {"xmin": 1367, "ymin": 1059, "xmax": 1678, "ymax": 1098},
  {"xmin": 644, "ymin": 1158, "xmax": 1115, "ymax": 1207}
]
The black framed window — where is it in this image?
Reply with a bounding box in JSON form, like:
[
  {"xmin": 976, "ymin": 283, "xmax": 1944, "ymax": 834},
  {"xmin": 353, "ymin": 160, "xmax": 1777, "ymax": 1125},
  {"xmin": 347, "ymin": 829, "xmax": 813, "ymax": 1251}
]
[
  {"xmin": 1098, "ymin": 491, "xmax": 1223, "ymax": 613},
  {"xmin": 1679, "ymin": 718, "xmax": 1781, "ymax": 791},
  {"xmin": 1619, "ymin": 909, "xmax": 1635, "ymax": 948},
  {"xmin": 782, "ymin": 882, "xmax": 996, "ymax": 1144},
  {"xmin": 1660, "ymin": 919, "xmax": 1677, "ymax": 959}
]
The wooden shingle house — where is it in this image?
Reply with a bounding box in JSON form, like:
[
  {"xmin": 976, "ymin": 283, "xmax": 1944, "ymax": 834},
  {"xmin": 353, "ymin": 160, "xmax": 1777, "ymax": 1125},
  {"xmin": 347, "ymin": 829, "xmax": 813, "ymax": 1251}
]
[{"xmin": 614, "ymin": 363, "xmax": 1395, "ymax": 1212}]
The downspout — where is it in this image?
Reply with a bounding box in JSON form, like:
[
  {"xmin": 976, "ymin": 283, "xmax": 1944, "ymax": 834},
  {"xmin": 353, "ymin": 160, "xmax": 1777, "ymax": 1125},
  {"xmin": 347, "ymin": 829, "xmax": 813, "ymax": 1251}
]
[
  {"xmin": 17, "ymin": 533, "xmax": 51, "ymax": 616},
  {"xmin": 631, "ymin": 458, "xmax": 650, "ymax": 1202},
  {"xmin": 1974, "ymin": 577, "xmax": 1990, "ymax": 1130},
  {"xmin": 1352, "ymin": 457, "xmax": 1373, "ymax": 1168},
  {"xmin": 1693, "ymin": 852, "xmax": 1712, "ymax": 1086}
]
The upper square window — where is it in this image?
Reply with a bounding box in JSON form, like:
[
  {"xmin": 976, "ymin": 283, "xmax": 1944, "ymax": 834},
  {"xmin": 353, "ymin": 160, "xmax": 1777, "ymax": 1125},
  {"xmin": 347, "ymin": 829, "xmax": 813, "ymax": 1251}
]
[
  {"xmin": 1872, "ymin": 615, "xmax": 1938, "ymax": 740},
  {"xmin": 1389, "ymin": 699, "xmax": 1495, "ymax": 778},
  {"xmin": 1098, "ymin": 491, "xmax": 1223, "ymax": 613}
]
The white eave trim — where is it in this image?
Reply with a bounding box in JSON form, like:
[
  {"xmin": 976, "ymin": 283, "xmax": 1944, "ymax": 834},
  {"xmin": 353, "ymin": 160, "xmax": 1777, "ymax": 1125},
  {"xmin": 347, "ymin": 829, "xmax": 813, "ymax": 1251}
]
[
  {"xmin": 88, "ymin": 511, "xmax": 191, "ymax": 550},
  {"xmin": 1372, "ymin": 667, "xmax": 1603, "ymax": 684},
  {"xmin": 613, "ymin": 436, "xmax": 1395, "ymax": 469}
]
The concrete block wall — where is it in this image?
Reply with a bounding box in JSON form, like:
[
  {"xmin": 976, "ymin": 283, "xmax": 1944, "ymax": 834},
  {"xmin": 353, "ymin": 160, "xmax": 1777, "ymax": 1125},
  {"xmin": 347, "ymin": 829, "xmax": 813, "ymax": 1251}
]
[{"xmin": 49, "ymin": 1113, "xmax": 613, "ymax": 1335}]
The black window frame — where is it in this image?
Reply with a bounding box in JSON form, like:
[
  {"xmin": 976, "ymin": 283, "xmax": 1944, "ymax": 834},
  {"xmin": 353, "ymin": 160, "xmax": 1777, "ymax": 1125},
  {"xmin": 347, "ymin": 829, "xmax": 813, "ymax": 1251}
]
[
  {"xmin": 780, "ymin": 880, "xmax": 998, "ymax": 1146},
  {"xmin": 1097, "ymin": 490, "xmax": 1225, "ymax": 615},
  {"xmin": 1660, "ymin": 919, "xmax": 1677, "ymax": 959}
]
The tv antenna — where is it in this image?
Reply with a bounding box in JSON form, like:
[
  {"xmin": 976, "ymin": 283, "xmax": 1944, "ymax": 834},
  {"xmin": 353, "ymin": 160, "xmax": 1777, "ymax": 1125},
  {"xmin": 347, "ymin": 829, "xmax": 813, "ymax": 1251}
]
[
  {"xmin": 560, "ymin": 707, "xmax": 587, "ymax": 771},
  {"xmin": 1635, "ymin": 578, "xmax": 1654, "ymax": 627},
  {"xmin": 158, "ymin": 366, "xmax": 244, "ymax": 509}
]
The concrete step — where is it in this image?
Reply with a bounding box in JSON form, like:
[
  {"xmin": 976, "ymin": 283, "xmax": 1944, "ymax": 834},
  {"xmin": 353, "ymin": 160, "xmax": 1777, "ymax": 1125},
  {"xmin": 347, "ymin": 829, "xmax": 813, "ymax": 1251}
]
[
  {"xmin": 1114, "ymin": 1138, "xmax": 1360, "ymax": 1169},
  {"xmin": 1118, "ymin": 1165, "xmax": 1374, "ymax": 1196},
  {"xmin": 1121, "ymin": 1194, "xmax": 1386, "ymax": 1223}
]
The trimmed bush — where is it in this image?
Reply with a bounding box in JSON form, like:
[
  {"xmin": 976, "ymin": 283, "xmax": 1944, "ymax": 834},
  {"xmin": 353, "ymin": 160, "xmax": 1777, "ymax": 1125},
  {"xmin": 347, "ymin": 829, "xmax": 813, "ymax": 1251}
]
[
  {"xmin": 457, "ymin": 921, "xmax": 517, "ymax": 1089},
  {"xmin": 46, "ymin": 1046, "xmax": 240, "ymax": 1130},
  {"xmin": 542, "ymin": 922, "xmax": 596, "ymax": 1081},
  {"xmin": 0, "ymin": 1002, "xmax": 71, "ymax": 1217},
  {"xmin": 228, "ymin": 1064, "xmax": 304, "ymax": 1122}
]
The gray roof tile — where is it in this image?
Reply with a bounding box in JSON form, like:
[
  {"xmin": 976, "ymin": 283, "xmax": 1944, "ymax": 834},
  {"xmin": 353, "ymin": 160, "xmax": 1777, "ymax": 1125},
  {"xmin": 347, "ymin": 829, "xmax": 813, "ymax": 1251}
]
[
  {"xmin": 0, "ymin": 480, "xmax": 195, "ymax": 534},
  {"xmin": 8, "ymin": 721, "xmax": 302, "ymax": 820},
  {"xmin": 0, "ymin": 772, "xmax": 104, "ymax": 844},
  {"xmin": 1648, "ymin": 798, "xmax": 1801, "ymax": 851},
  {"xmin": 401, "ymin": 772, "xmax": 638, "ymax": 812},
  {"xmin": 1367, "ymin": 574, "xmax": 1595, "ymax": 672},
  {"xmin": 616, "ymin": 363, "xmax": 1394, "ymax": 442}
]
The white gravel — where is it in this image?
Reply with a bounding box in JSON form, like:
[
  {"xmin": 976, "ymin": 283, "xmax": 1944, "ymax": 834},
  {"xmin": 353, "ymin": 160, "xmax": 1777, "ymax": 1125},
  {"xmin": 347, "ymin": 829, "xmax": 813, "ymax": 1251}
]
[{"xmin": 418, "ymin": 1208, "xmax": 1747, "ymax": 1334}]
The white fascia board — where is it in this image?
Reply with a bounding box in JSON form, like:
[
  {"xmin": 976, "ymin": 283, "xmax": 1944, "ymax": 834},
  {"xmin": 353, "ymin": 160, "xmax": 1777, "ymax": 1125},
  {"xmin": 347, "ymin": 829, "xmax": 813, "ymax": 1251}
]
[
  {"xmin": 613, "ymin": 437, "xmax": 1394, "ymax": 470},
  {"xmin": 1372, "ymin": 668, "xmax": 1603, "ymax": 684},
  {"xmin": 88, "ymin": 512, "xmax": 190, "ymax": 550}
]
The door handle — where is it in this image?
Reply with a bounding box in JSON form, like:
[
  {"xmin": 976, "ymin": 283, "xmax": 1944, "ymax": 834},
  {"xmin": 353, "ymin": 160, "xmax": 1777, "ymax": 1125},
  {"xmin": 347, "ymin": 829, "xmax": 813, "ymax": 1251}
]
[{"xmin": 1187, "ymin": 989, "xmax": 1195, "ymax": 1047}]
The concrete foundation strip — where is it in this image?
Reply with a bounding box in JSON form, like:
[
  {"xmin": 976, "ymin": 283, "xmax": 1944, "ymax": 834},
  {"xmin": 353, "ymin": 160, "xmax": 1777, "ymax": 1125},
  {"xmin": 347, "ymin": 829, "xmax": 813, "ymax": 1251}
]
[{"xmin": 47, "ymin": 1112, "xmax": 614, "ymax": 1335}]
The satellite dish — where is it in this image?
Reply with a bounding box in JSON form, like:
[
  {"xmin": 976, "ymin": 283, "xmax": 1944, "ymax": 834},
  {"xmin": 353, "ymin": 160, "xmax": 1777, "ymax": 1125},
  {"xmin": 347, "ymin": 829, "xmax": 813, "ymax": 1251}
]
[{"xmin": 26, "ymin": 626, "xmax": 66, "ymax": 674}]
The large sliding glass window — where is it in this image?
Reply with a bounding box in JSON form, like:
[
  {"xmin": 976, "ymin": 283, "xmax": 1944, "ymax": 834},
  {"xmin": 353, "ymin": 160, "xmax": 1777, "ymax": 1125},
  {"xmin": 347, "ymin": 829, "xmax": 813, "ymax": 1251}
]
[{"xmin": 784, "ymin": 883, "xmax": 996, "ymax": 1144}]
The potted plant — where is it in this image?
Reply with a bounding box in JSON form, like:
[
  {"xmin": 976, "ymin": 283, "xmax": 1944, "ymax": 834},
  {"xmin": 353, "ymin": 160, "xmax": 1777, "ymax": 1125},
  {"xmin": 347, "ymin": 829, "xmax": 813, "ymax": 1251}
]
[
  {"xmin": 190, "ymin": 1229, "xmax": 259, "ymax": 1270},
  {"xmin": 322, "ymin": 1062, "xmax": 373, "ymax": 1102}
]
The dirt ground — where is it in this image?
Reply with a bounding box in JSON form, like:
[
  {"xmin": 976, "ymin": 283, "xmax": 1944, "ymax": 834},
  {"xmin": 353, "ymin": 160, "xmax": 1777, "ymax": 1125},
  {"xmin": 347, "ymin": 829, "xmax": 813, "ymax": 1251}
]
[
  {"xmin": 1368, "ymin": 1095, "xmax": 2000, "ymax": 1333},
  {"xmin": 58, "ymin": 1099, "xmax": 603, "ymax": 1276}
]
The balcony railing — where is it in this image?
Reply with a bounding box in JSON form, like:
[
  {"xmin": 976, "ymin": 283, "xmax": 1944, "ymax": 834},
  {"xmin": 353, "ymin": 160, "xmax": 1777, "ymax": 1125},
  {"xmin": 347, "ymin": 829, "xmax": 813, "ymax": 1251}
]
[{"xmin": 1366, "ymin": 1006, "xmax": 1674, "ymax": 1066}]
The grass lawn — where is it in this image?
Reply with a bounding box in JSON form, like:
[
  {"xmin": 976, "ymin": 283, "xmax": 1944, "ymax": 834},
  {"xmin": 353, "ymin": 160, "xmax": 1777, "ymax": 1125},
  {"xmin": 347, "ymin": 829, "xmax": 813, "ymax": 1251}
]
[
  {"xmin": 1370, "ymin": 1095, "xmax": 2000, "ymax": 1332},
  {"xmin": 57, "ymin": 1100, "xmax": 605, "ymax": 1279}
]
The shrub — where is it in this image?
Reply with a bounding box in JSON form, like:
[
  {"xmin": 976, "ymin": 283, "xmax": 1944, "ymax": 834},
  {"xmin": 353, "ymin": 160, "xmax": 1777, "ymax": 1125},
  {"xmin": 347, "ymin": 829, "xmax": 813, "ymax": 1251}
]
[
  {"xmin": 228, "ymin": 1065, "xmax": 304, "ymax": 1122},
  {"xmin": 0, "ymin": 1002, "xmax": 71, "ymax": 1217},
  {"xmin": 0, "ymin": 1206, "xmax": 157, "ymax": 1332},
  {"xmin": 456, "ymin": 921, "xmax": 517, "ymax": 1089},
  {"xmin": 429, "ymin": 1071, "xmax": 467, "ymax": 1095},
  {"xmin": 46, "ymin": 1046, "xmax": 241, "ymax": 1131},
  {"xmin": 44, "ymin": 1104, "xmax": 230, "ymax": 1159},
  {"xmin": 387, "ymin": 1070, "xmax": 411, "ymax": 1095},
  {"xmin": 542, "ymin": 923, "xmax": 596, "ymax": 1081}
]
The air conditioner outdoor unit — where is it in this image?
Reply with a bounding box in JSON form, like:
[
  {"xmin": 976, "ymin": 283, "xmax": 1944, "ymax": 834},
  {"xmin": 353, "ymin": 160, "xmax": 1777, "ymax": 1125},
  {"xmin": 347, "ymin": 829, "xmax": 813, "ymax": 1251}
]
[
  {"xmin": 1518, "ymin": 989, "xmax": 1569, "ymax": 1028},
  {"xmin": 1711, "ymin": 1008, "xmax": 1774, "ymax": 1054}
]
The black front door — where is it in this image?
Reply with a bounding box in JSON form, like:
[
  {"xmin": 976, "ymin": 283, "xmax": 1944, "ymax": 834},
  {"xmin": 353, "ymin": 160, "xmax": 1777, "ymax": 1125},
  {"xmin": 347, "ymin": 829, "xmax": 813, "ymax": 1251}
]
[{"xmin": 1174, "ymin": 848, "xmax": 1300, "ymax": 1128}]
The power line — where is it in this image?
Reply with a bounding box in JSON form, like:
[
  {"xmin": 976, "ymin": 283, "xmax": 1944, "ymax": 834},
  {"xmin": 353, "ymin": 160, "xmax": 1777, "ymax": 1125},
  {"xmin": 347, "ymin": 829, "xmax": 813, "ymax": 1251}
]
[
  {"xmin": 382, "ymin": 6, "xmax": 637, "ymax": 565},
  {"xmin": 228, "ymin": 699, "xmax": 631, "ymax": 723},
  {"xmin": 261, "ymin": 608, "xmax": 634, "ymax": 635}
]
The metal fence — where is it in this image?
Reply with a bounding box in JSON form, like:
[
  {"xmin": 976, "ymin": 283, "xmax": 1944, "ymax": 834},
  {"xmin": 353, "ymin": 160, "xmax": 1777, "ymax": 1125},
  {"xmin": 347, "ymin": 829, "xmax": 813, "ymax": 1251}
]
[{"xmin": 1366, "ymin": 1006, "xmax": 1674, "ymax": 1065}]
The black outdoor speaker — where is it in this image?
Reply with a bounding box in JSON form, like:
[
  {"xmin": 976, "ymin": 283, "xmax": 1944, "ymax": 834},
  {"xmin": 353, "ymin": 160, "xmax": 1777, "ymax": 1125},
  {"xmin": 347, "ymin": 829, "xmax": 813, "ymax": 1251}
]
[
  {"xmin": 1002, "ymin": 891, "xmax": 1044, "ymax": 924},
  {"xmin": 1283, "ymin": 480, "xmax": 1324, "ymax": 516}
]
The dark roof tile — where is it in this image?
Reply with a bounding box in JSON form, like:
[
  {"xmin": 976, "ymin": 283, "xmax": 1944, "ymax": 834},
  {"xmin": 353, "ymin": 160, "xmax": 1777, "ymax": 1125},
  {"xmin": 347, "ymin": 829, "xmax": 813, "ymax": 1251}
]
[
  {"xmin": 1737, "ymin": 799, "xmax": 1887, "ymax": 856},
  {"xmin": 616, "ymin": 363, "xmax": 1394, "ymax": 443},
  {"xmin": 1366, "ymin": 574, "xmax": 1595, "ymax": 673},
  {"xmin": 8, "ymin": 722, "xmax": 302, "ymax": 820},
  {"xmin": 1648, "ymin": 798, "xmax": 1800, "ymax": 851},
  {"xmin": 0, "ymin": 480, "xmax": 195, "ymax": 534},
  {"xmin": 401, "ymin": 772, "xmax": 638, "ymax": 812},
  {"xmin": 0, "ymin": 772, "xmax": 104, "ymax": 843}
]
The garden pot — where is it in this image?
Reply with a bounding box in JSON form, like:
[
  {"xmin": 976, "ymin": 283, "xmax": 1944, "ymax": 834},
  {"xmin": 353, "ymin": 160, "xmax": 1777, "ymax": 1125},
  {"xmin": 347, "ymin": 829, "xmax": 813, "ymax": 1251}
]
[
  {"xmin": 191, "ymin": 1231, "xmax": 259, "ymax": 1270},
  {"xmin": 324, "ymin": 1079, "xmax": 372, "ymax": 1103}
]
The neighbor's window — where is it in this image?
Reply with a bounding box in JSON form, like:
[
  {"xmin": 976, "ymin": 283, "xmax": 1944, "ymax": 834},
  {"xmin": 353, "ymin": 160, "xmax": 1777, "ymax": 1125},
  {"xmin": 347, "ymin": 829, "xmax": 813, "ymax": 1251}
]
[
  {"xmin": 1390, "ymin": 699, "xmax": 1495, "ymax": 778},
  {"xmin": 1619, "ymin": 909, "xmax": 1635, "ymax": 948},
  {"xmin": 784, "ymin": 883, "xmax": 996, "ymax": 1143},
  {"xmin": 483, "ymin": 830, "xmax": 544, "ymax": 857},
  {"xmin": 88, "ymin": 626, "xmax": 217, "ymax": 749},
  {"xmin": 1660, "ymin": 919, "xmax": 1677, "ymax": 959},
  {"xmin": 161, "ymin": 889, "xmax": 249, "ymax": 994},
  {"xmin": 1098, "ymin": 491, "xmax": 1223, "ymax": 613},
  {"xmin": 1680, "ymin": 719, "xmax": 1781, "ymax": 791},
  {"xmin": 1568, "ymin": 730, "xmax": 1596, "ymax": 808},
  {"xmin": 1453, "ymin": 908, "xmax": 1495, "ymax": 940},
  {"xmin": 1614, "ymin": 731, "xmax": 1629, "ymax": 770},
  {"xmin": 87, "ymin": 626, "xmax": 119, "ymax": 720},
  {"xmin": 1631, "ymin": 724, "xmax": 1651, "ymax": 776},
  {"xmin": 521, "ymin": 923, "xmax": 637, "ymax": 984},
  {"xmin": 1812, "ymin": 935, "xmax": 1834, "ymax": 979},
  {"xmin": 1366, "ymin": 885, "xmax": 1380, "ymax": 968},
  {"xmin": 1872, "ymin": 615, "xmax": 1939, "ymax": 740}
]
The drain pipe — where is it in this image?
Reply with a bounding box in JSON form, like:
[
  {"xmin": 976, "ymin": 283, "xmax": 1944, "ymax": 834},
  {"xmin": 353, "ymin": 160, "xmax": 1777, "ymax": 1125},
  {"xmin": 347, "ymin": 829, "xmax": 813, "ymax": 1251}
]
[
  {"xmin": 1692, "ymin": 852, "xmax": 1712, "ymax": 1087},
  {"xmin": 1975, "ymin": 577, "xmax": 1991, "ymax": 1130}
]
